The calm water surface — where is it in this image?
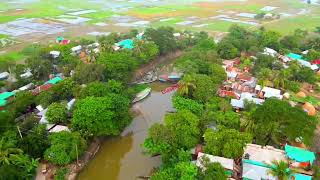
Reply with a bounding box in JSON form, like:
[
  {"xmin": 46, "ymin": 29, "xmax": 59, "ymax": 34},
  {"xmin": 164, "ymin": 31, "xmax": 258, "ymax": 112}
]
[{"xmin": 78, "ymin": 82, "xmax": 175, "ymax": 180}]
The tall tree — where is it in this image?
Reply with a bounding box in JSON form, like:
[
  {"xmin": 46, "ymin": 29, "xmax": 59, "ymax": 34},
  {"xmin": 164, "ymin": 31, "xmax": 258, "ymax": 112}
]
[
  {"xmin": 204, "ymin": 128, "xmax": 252, "ymax": 159},
  {"xmin": 72, "ymin": 95, "xmax": 131, "ymax": 136},
  {"xmin": 46, "ymin": 102, "xmax": 68, "ymax": 124},
  {"xmin": 44, "ymin": 131, "xmax": 86, "ymax": 165},
  {"xmin": 252, "ymin": 99, "xmax": 317, "ymax": 146},
  {"xmin": 268, "ymin": 160, "xmax": 292, "ymax": 180}
]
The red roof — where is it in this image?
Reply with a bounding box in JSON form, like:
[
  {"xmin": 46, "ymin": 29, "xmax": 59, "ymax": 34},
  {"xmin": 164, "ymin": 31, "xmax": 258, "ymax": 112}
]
[
  {"xmin": 60, "ymin": 39, "xmax": 70, "ymax": 45},
  {"xmin": 312, "ymin": 59, "xmax": 320, "ymax": 65},
  {"xmin": 32, "ymin": 84, "xmax": 53, "ymax": 95},
  {"xmin": 237, "ymin": 73, "xmax": 253, "ymax": 82}
]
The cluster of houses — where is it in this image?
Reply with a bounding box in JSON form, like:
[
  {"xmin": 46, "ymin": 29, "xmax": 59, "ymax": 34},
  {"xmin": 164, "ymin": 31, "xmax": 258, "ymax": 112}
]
[
  {"xmin": 212, "ymin": 48, "xmax": 320, "ymax": 179},
  {"xmin": 193, "ymin": 143, "xmax": 315, "ymax": 180},
  {"xmin": 219, "ymin": 48, "xmax": 320, "ymax": 112}
]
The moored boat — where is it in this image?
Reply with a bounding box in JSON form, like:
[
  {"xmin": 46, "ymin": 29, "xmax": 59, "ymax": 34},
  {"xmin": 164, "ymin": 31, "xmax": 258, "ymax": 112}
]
[{"xmin": 132, "ymin": 87, "xmax": 152, "ymax": 103}]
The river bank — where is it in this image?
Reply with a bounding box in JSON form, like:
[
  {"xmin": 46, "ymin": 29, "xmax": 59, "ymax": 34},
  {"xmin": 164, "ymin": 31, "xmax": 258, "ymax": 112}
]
[{"xmin": 78, "ymin": 82, "xmax": 176, "ymax": 180}]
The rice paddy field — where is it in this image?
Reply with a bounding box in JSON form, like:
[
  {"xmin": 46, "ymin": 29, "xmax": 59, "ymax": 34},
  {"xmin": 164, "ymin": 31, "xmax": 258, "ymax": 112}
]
[{"xmin": 0, "ymin": 0, "xmax": 320, "ymax": 60}]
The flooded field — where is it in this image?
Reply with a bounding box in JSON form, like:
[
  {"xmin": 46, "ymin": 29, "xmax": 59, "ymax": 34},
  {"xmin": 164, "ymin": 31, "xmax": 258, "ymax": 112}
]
[{"xmin": 78, "ymin": 82, "xmax": 175, "ymax": 180}]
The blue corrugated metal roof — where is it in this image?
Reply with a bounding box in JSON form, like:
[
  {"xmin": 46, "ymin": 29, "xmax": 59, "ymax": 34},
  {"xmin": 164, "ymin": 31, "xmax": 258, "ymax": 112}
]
[{"xmin": 116, "ymin": 39, "xmax": 134, "ymax": 49}]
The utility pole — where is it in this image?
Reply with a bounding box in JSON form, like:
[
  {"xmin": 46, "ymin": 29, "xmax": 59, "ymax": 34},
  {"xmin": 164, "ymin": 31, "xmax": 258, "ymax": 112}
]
[
  {"xmin": 17, "ymin": 126, "xmax": 22, "ymax": 139},
  {"xmin": 76, "ymin": 144, "xmax": 79, "ymax": 166}
]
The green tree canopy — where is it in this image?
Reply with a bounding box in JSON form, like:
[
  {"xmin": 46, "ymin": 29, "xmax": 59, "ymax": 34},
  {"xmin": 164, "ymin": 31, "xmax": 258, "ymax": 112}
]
[
  {"xmin": 72, "ymin": 63, "xmax": 105, "ymax": 84},
  {"xmin": 98, "ymin": 51, "xmax": 137, "ymax": 82},
  {"xmin": 44, "ymin": 131, "xmax": 86, "ymax": 165},
  {"xmin": 252, "ymin": 98, "xmax": 317, "ymax": 146},
  {"xmin": 145, "ymin": 26, "xmax": 177, "ymax": 54},
  {"xmin": 204, "ymin": 128, "xmax": 252, "ymax": 159},
  {"xmin": 20, "ymin": 124, "xmax": 49, "ymax": 158},
  {"xmin": 198, "ymin": 161, "xmax": 227, "ymax": 180},
  {"xmin": 46, "ymin": 102, "xmax": 68, "ymax": 124},
  {"xmin": 151, "ymin": 162, "xmax": 198, "ymax": 180},
  {"xmin": 172, "ymin": 96, "xmax": 203, "ymax": 116},
  {"xmin": 72, "ymin": 95, "xmax": 131, "ymax": 136},
  {"xmin": 143, "ymin": 110, "xmax": 201, "ymax": 159}
]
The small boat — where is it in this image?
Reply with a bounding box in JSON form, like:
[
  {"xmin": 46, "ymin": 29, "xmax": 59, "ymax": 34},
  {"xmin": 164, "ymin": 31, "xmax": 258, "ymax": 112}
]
[
  {"xmin": 168, "ymin": 75, "xmax": 181, "ymax": 82},
  {"xmin": 159, "ymin": 75, "xmax": 169, "ymax": 82},
  {"xmin": 132, "ymin": 87, "xmax": 152, "ymax": 103}
]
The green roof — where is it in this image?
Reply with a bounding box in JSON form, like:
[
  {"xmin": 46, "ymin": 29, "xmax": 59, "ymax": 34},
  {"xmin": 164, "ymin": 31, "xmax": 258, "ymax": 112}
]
[
  {"xmin": 0, "ymin": 99, "xmax": 6, "ymax": 107},
  {"xmin": 243, "ymin": 159, "xmax": 271, "ymax": 168},
  {"xmin": 116, "ymin": 39, "xmax": 134, "ymax": 49},
  {"xmin": 285, "ymin": 144, "xmax": 316, "ymax": 164},
  {"xmin": 56, "ymin": 36, "xmax": 64, "ymax": 42},
  {"xmin": 291, "ymin": 173, "xmax": 312, "ymax": 180},
  {"xmin": 0, "ymin": 92, "xmax": 15, "ymax": 100},
  {"xmin": 46, "ymin": 77, "xmax": 62, "ymax": 85},
  {"xmin": 287, "ymin": 53, "xmax": 303, "ymax": 60}
]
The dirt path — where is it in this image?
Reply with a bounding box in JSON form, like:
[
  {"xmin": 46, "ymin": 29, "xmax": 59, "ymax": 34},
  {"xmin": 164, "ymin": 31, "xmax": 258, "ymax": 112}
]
[{"xmin": 132, "ymin": 50, "xmax": 184, "ymax": 81}]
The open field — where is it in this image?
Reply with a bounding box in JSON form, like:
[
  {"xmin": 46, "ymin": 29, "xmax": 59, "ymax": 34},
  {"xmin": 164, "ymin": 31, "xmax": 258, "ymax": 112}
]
[{"xmin": 0, "ymin": 0, "xmax": 320, "ymax": 61}]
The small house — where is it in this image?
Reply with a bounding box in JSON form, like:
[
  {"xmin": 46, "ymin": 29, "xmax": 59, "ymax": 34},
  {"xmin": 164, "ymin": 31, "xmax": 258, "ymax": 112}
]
[
  {"xmin": 263, "ymin": 47, "xmax": 278, "ymax": 57},
  {"xmin": 287, "ymin": 53, "xmax": 303, "ymax": 61},
  {"xmin": 48, "ymin": 125, "xmax": 70, "ymax": 133},
  {"xmin": 18, "ymin": 83, "xmax": 34, "ymax": 91},
  {"xmin": 242, "ymin": 144, "xmax": 286, "ymax": 180},
  {"xmin": 71, "ymin": 45, "xmax": 82, "ymax": 54},
  {"xmin": 285, "ymin": 144, "xmax": 316, "ymax": 169},
  {"xmin": 20, "ymin": 71, "xmax": 33, "ymax": 79},
  {"xmin": 227, "ymin": 71, "xmax": 238, "ymax": 81},
  {"xmin": 0, "ymin": 91, "xmax": 15, "ymax": 110},
  {"xmin": 0, "ymin": 72, "xmax": 9, "ymax": 80},
  {"xmin": 115, "ymin": 39, "xmax": 134, "ymax": 50},
  {"xmin": 297, "ymin": 59, "xmax": 319, "ymax": 71},
  {"xmin": 50, "ymin": 51, "xmax": 61, "ymax": 58},
  {"xmin": 173, "ymin": 33, "xmax": 181, "ymax": 37},
  {"xmin": 196, "ymin": 152, "xmax": 234, "ymax": 177},
  {"xmin": 256, "ymin": 86, "xmax": 283, "ymax": 99}
]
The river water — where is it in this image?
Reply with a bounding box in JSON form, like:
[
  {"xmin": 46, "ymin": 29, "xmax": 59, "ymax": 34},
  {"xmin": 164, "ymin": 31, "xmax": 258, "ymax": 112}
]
[{"xmin": 78, "ymin": 82, "xmax": 175, "ymax": 180}]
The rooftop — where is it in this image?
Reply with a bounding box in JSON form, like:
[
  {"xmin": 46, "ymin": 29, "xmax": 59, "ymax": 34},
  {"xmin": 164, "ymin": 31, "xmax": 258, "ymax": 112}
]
[
  {"xmin": 243, "ymin": 144, "xmax": 286, "ymax": 165},
  {"xmin": 196, "ymin": 152, "xmax": 234, "ymax": 170}
]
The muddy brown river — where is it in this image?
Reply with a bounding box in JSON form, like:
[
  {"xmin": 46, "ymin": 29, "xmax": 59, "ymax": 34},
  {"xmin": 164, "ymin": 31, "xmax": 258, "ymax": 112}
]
[{"xmin": 78, "ymin": 82, "xmax": 175, "ymax": 180}]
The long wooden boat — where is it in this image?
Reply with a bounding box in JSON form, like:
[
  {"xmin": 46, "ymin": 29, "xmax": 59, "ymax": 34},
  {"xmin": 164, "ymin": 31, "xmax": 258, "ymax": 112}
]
[{"xmin": 132, "ymin": 87, "xmax": 152, "ymax": 103}]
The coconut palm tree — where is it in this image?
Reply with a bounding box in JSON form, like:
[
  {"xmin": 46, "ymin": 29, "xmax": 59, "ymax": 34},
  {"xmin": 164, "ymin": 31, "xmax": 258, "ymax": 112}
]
[
  {"xmin": 0, "ymin": 139, "xmax": 23, "ymax": 165},
  {"xmin": 177, "ymin": 75, "xmax": 196, "ymax": 98},
  {"xmin": 241, "ymin": 111, "xmax": 256, "ymax": 134},
  {"xmin": 268, "ymin": 160, "xmax": 292, "ymax": 180}
]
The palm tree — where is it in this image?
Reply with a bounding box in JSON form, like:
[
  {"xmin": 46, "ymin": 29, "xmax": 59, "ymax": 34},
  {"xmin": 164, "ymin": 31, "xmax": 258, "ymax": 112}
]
[
  {"xmin": 177, "ymin": 75, "xmax": 196, "ymax": 98},
  {"xmin": 0, "ymin": 139, "xmax": 23, "ymax": 165},
  {"xmin": 273, "ymin": 70, "xmax": 288, "ymax": 89},
  {"xmin": 241, "ymin": 111, "xmax": 256, "ymax": 134},
  {"xmin": 268, "ymin": 160, "xmax": 292, "ymax": 180}
]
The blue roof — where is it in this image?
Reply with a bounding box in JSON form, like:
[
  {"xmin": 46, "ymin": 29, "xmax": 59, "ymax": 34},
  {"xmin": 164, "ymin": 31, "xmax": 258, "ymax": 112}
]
[
  {"xmin": 291, "ymin": 173, "xmax": 312, "ymax": 180},
  {"xmin": 243, "ymin": 159, "xmax": 270, "ymax": 168},
  {"xmin": 285, "ymin": 144, "xmax": 316, "ymax": 164},
  {"xmin": 287, "ymin": 53, "xmax": 303, "ymax": 60},
  {"xmin": 0, "ymin": 92, "xmax": 15, "ymax": 100},
  {"xmin": 45, "ymin": 77, "xmax": 62, "ymax": 85},
  {"xmin": 116, "ymin": 39, "xmax": 134, "ymax": 49}
]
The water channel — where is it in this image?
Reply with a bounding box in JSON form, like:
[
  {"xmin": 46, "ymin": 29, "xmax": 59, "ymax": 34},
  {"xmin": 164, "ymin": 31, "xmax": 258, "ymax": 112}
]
[{"xmin": 78, "ymin": 82, "xmax": 175, "ymax": 180}]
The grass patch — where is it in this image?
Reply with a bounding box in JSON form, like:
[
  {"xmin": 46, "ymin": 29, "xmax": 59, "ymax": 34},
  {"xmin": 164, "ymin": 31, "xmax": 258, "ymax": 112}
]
[
  {"xmin": 290, "ymin": 95, "xmax": 320, "ymax": 106},
  {"xmin": 151, "ymin": 17, "xmax": 185, "ymax": 27},
  {"xmin": 0, "ymin": 52, "xmax": 26, "ymax": 62},
  {"xmin": 263, "ymin": 15, "xmax": 320, "ymax": 35},
  {"xmin": 81, "ymin": 10, "xmax": 114, "ymax": 19},
  {"xmin": 223, "ymin": 4, "xmax": 262, "ymax": 13},
  {"xmin": 0, "ymin": 34, "xmax": 9, "ymax": 39},
  {"xmin": 204, "ymin": 20, "xmax": 251, "ymax": 32}
]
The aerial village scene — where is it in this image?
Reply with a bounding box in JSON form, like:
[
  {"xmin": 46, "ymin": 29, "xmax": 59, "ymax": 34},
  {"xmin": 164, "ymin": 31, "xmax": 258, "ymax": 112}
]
[{"xmin": 1, "ymin": 0, "xmax": 320, "ymax": 180}]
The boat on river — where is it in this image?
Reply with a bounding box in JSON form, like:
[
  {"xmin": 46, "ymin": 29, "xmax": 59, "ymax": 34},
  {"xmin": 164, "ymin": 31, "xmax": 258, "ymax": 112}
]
[{"xmin": 132, "ymin": 87, "xmax": 152, "ymax": 103}]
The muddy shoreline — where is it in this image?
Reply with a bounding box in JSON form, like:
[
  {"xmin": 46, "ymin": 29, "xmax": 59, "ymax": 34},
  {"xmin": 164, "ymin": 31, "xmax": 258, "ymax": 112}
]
[{"xmin": 67, "ymin": 51, "xmax": 183, "ymax": 180}]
